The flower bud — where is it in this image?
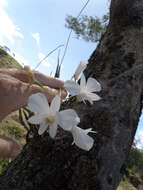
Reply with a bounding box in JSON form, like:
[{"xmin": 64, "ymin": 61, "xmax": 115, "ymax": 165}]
[{"xmin": 73, "ymin": 61, "xmax": 88, "ymax": 81}]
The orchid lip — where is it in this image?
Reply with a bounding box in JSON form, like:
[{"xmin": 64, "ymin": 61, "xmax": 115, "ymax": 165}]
[
  {"xmin": 80, "ymin": 91, "xmax": 88, "ymax": 97},
  {"xmin": 45, "ymin": 115, "xmax": 56, "ymax": 125}
]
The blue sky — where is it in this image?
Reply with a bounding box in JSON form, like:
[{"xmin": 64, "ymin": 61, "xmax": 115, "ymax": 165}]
[
  {"xmin": 0, "ymin": 0, "xmax": 143, "ymax": 148},
  {"xmin": 0, "ymin": 0, "xmax": 109, "ymax": 78}
]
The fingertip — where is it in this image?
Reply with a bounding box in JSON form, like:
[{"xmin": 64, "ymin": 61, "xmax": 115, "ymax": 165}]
[
  {"xmin": 33, "ymin": 71, "xmax": 64, "ymax": 89},
  {"xmin": 54, "ymin": 78, "xmax": 64, "ymax": 88}
]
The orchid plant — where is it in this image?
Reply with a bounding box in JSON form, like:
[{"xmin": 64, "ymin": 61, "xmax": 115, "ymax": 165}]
[{"xmin": 27, "ymin": 61, "xmax": 101, "ymax": 151}]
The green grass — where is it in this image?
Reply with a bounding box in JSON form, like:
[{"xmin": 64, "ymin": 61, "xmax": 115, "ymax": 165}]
[
  {"xmin": 118, "ymin": 179, "xmax": 137, "ymax": 190},
  {"xmin": 117, "ymin": 147, "xmax": 143, "ymax": 190},
  {"xmin": 0, "ymin": 159, "xmax": 9, "ymax": 174},
  {"xmin": 118, "ymin": 169, "xmax": 143, "ymax": 190},
  {"xmin": 0, "ymin": 47, "xmax": 22, "ymax": 69}
]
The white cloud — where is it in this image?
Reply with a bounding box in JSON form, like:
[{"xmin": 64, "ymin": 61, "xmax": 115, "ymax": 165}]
[
  {"xmin": 32, "ymin": 32, "xmax": 40, "ymax": 46},
  {"xmin": 38, "ymin": 52, "xmax": 51, "ymax": 68},
  {"xmin": 0, "ymin": 0, "xmax": 24, "ymax": 44},
  {"xmin": 0, "ymin": 0, "xmax": 7, "ymax": 7},
  {"xmin": 135, "ymin": 129, "xmax": 143, "ymax": 149}
]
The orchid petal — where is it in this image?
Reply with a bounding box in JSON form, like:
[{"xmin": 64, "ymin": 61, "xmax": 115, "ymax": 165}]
[
  {"xmin": 64, "ymin": 81, "xmax": 80, "ymax": 96},
  {"xmin": 50, "ymin": 95, "xmax": 61, "ymax": 115},
  {"xmin": 28, "ymin": 93, "xmax": 49, "ymax": 114},
  {"xmin": 80, "ymin": 74, "xmax": 86, "ymax": 89},
  {"xmin": 57, "ymin": 109, "xmax": 80, "ymax": 131},
  {"xmin": 38, "ymin": 121, "xmax": 48, "ymax": 135},
  {"xmin": 87, "ymin": 92, "xmax": 101, "ymax": 101},
  {"xmin": 86, "ymin": 78, "xmax": 101, "ymax": 92},
  {"xmin": 49, "ymin": 123, "xmax": 58, "ymax": 138},
  {"xmin": 28, "ymin": 114, "xmax": 46, "ymax": 124},
  {"xmin": 85, "ymin": 97, "xmax": 93, "ymax": 105},
  {"xmin": 71, "ymin": 126, "xmax": 94, "ymax": 151}
]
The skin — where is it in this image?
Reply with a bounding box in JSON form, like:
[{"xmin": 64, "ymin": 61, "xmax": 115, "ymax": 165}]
[
  {"xmin": 0, "ymin": 68, "xmax": 66, "ymax": 121},
  {"xmin": 0, "ymin": 68, "xmax": 66, "ymax": 158},
  {"xmin": 0, "ymin": 136, "xmax": 20, "ymax": 160}
]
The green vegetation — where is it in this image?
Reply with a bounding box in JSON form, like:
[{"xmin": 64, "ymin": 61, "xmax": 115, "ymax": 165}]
[
  {"xmin": 65, "ymin": 14, "xmax": 109, "ymax": 42},
  {"xmin": 118, "ymin": 179, "xmax": 137, "ymax": 190},
  {"xmin": 127, "ymin": 146, "xmax": 143, "ymax": 175},
  {"xmin": 0, "ymin": 112, "xmax": 25, "ymax": 144},
  {"xmin": 0, "ymin": 47, "xmax": 22, "ymax": 69},
  {"xmin": 0, "ymin": 159, "xmax": 9, "ymax": 174},
  {"xmin": 117, "ymin": 147, "xmax": 143, "ymax": 190}
]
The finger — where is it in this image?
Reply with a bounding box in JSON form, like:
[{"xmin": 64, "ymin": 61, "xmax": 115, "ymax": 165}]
[
  {"xmin": 0, "ymin": 68, "xmax": 26, "ymax": 82},
  {"xmin": 0, "ymin": 69, "xmax": 64, "ymax": 89},
  {"xmin": 30, "ymin": 85, "xmax": 67, "ymax": 102},
  {"xmin": 0, "ymin": 74, "xmax": 31, "ymax": 120},
  {"xmin": 0, "ymin": 136, "xmax": 20, "ymax": 159},
  {"xmin": 33, "ymin": 71, "xmax": 64, "ymax": 89}
]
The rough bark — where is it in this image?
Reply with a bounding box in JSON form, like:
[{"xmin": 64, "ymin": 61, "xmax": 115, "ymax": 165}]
[{"xmin": 1, "ymin": 0, "xmax": 143, "ymax": 190}]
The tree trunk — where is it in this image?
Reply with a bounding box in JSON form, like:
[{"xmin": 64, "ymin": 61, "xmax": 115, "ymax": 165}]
[{"xmin": 1, "ymin": 0, "xmax": 143, "ymax": 189}]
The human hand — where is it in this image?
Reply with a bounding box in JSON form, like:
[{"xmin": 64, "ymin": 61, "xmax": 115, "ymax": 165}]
[
  {"xmin": 0, "ymin": 68, "xmax": 66, "ymax": 121},
  {"xmin": 0, "ymin": 136, "xmax": 20, "ymax": 160}
]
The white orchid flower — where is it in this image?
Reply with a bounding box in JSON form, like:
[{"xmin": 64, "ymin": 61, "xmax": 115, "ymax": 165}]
[
  {"xmin": 28, "ymin": 93, "xmax": 80, "ymax": 138},
  {"xmin": 73, "ymin": 61, "xmax": 88, "ymax": 81},
  {"xmin": 64, "ymin": 74, "xmax": 101, "ymax": 104},
  {"xmin": 28, "ymin": 93, "xmax": 60, "ymax": 138},
  {"xmin": 71, "ymin": 126, "xmax": 94, "ymax": 151}
]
